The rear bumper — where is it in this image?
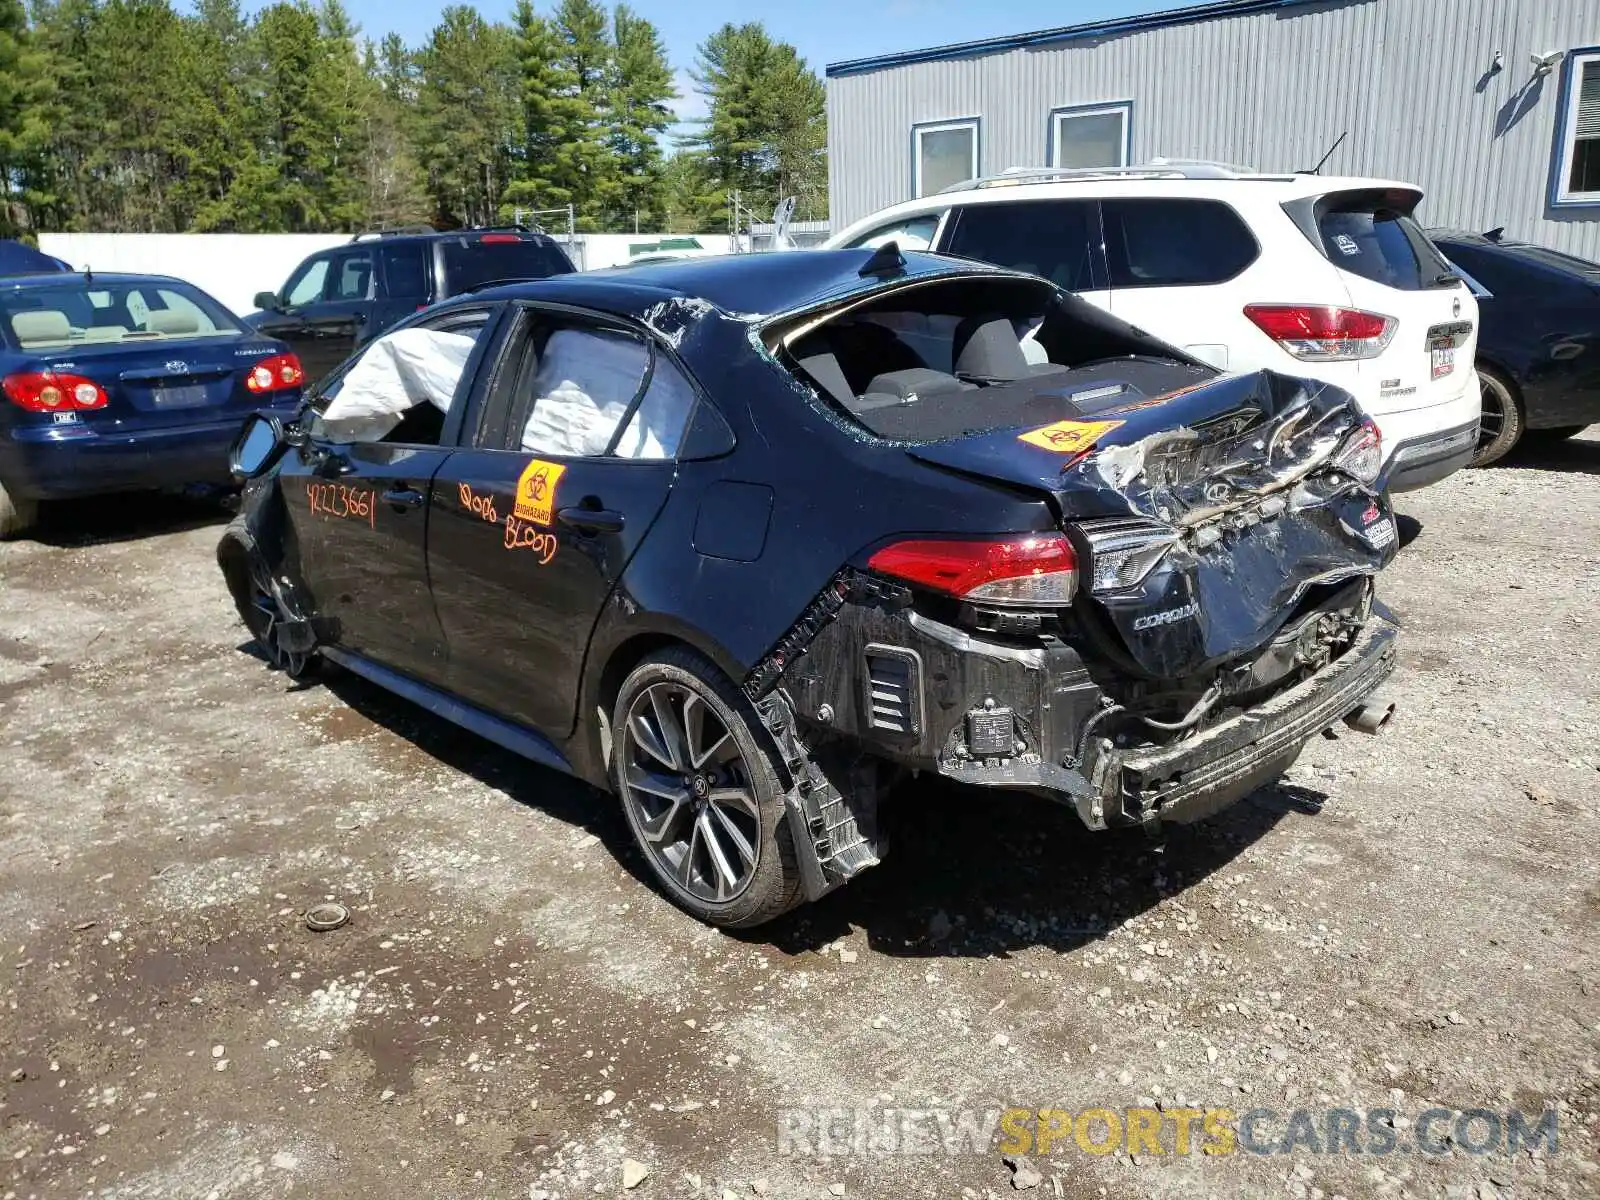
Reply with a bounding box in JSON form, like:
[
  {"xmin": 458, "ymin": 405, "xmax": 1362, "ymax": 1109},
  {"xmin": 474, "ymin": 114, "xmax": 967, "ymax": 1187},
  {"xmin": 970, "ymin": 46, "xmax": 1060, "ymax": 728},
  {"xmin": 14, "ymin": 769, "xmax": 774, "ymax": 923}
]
[
  {"xmin": 764, "ymin": 575, "xmax": 1399, "ymax": 835},
  {"xmin": 0, "ymin": 406, "xmax": 295, "ymax": 500},
  {"xmin": 1367, "ymin": 376, "xmax": 1481, "ymax": 492},
  {"xmin": 1381, "ymin": 418, "xmax": 1478, "ymax": 493}
]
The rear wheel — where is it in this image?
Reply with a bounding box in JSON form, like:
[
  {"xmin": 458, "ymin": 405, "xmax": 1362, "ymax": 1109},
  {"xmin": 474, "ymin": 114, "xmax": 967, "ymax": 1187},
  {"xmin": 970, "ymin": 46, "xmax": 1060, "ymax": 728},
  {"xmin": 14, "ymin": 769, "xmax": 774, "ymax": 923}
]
[
  {"xmin": 0, "ymin": 478, "xmax": 38, "ymax": 539},
  {"xmin": 1471, "ymin": 366, "xmax": 1524, "ymax": 467},
  {"xmin": 612, "ymin": 647, "xmax": 802, "ymax": 928}
]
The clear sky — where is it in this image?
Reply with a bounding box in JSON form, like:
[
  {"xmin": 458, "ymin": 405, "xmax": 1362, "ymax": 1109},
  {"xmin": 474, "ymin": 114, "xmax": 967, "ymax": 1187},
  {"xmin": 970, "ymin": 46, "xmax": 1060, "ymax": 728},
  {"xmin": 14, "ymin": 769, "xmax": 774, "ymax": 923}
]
[{"xmin": 287, "ymin": 0, "xmax": 1189, "ymax": 129}]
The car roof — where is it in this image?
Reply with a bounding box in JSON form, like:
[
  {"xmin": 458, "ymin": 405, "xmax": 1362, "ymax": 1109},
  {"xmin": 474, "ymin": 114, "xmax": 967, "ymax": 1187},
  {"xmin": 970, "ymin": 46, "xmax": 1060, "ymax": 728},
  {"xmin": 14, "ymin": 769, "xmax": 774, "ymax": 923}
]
[
  {"xmin": 0, "ymin": 271, "xmax": 193, "ymax": 289},
  {"xmin": 829, "ymin": 172, "xmax": 1424, "ymax": 236},
  {"xmin": 463, "ymin": 249, "xmax": 1015, "ymax": 320},
  {"xmin": 347, "ymin": 228, "xmax": 562, "ymax": 246}
]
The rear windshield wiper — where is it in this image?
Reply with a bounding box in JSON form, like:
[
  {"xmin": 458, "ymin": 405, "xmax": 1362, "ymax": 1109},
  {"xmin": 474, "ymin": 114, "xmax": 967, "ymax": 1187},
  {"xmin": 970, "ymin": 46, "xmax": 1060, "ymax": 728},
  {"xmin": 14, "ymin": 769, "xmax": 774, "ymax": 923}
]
[{"xmin": 1427, "ymin": 271, "xmax": 1460, "ymax": 288}]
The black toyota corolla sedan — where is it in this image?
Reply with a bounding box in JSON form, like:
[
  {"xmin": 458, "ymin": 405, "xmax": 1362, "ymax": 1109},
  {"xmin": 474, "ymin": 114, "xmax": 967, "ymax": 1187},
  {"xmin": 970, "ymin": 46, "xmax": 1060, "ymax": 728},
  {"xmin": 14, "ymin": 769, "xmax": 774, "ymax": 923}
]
[{"xmin": 219, "ymin": 248, "xmax": 1400, "ymax": 928}]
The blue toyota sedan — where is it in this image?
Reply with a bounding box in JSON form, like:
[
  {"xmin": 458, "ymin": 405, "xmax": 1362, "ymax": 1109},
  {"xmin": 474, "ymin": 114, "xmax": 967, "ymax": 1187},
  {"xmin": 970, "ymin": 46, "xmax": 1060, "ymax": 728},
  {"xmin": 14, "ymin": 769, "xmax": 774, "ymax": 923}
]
[{"xmin": 0, "ymin": 272, "xmax": 305, "ymax": 537}]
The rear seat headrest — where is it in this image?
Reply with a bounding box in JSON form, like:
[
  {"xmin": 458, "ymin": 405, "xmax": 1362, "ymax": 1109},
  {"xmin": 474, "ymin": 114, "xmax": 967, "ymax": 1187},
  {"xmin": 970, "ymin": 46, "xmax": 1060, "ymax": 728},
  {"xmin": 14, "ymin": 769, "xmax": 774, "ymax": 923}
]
[
  {"xmin": 144, "ymin": 308, "xmax": 201, "ymax": 335},
  {"xmin": 954, "ymin": 315, "xmax": 1034, "ymax": 383},
  {"xmin": 11, "ymin": 309, "xmax": 72, "ymax": 345}
]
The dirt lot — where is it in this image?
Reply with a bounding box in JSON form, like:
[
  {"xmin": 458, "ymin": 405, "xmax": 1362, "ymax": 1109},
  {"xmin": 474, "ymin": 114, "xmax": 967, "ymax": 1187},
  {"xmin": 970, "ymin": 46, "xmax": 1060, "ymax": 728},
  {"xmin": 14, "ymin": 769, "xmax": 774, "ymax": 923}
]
[{"xmin": 2, "ymin": 438, "xmax": 1598, "ymax": 1200}]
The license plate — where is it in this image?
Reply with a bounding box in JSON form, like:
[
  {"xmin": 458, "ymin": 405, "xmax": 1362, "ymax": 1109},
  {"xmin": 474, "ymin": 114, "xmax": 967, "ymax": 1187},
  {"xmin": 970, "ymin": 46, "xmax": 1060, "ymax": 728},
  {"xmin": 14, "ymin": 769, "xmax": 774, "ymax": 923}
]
[
  {"xmin": 1429, "ymin": 339, "xmax": 1455, "ymax": 380},
  {"xmin": 152, "ymin": 383, "xmax": 209, "ymax": 408}
]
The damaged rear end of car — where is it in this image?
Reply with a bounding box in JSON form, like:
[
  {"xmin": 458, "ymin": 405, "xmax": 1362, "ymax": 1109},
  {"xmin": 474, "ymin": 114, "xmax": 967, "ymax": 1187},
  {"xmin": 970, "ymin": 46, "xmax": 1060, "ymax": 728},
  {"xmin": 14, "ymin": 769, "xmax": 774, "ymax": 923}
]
[{"xmin": 746, "ymin": 263, "xmax": 1399, "ymax": 899}]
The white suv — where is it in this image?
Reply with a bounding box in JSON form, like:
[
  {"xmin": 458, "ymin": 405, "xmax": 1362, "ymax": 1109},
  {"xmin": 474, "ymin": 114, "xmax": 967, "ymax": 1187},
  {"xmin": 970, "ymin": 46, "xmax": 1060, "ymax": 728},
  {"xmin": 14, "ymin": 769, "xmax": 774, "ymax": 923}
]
[{"xmin": 824, "ymin": 164, "xmax": 1480, "ymax": 491}]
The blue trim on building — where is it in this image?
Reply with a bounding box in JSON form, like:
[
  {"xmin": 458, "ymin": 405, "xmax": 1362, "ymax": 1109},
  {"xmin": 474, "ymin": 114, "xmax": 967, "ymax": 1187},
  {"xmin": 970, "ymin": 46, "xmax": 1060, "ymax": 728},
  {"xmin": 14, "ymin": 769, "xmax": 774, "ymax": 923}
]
[
  {"xmin": 1045, "ymin": 100, "xmax": 1134, "ymax": 168},
  {"xmin": 825, "ymin": 0, "xmax": 1320, "ymax": 78},
  {"xmin": 1548, "ymin": 45, "xmax": 1600, "ymax": 211},
  {"xmin": 910, "ymin": 117, "xmax": 981, "ymax": 198}
]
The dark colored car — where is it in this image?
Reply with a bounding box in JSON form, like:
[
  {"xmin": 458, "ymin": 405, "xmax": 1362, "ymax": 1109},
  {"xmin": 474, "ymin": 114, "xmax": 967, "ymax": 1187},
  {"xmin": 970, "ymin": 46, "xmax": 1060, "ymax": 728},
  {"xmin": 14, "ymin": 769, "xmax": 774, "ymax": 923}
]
[
  {"xmin": 247, "ymin": 228, "xmax": 575, "ymax": 386},
  {"xmin": 1427, "ymin": 228, "xmax": 1600, "ymax": 465},
  {"xmin": 0, "ymin": 271, "xmax": 305, "ymax": 538},
  {"xmin": 218, "ymin": 248, "xmax": 1400, "ymax": 928}
]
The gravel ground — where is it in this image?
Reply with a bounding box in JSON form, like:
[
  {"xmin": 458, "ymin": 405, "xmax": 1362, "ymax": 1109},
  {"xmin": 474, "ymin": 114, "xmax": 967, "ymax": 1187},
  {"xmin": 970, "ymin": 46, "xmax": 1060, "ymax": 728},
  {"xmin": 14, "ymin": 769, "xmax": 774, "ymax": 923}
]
[{"xmin": 1, "ymin": 437, "xmax": 1597, "ymax": 1200}]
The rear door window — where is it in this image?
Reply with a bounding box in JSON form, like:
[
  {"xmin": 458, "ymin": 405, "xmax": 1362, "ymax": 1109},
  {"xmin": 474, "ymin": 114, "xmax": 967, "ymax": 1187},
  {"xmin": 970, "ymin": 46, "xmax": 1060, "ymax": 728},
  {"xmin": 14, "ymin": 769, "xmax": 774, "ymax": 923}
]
[
  {"xmin": 379, "ymin": 243, "xmax": 430, "ymax": 301},
  {"xmin": 327, "ymin": 250, "xmax": 374, "ymax": 302},
  {"xmin": 941, "ymin": 200, "xmax": 1100, "ymax": 292},
  {"xmin": 1316, "ymin": 205, "xmax": 1452, "ymax": 291},
  {"xmin": 1102, "ymin": 198, "xmax": 1259, "ymax": 288},
  {"xmin": 439, "ymin": 237, "xmax": 575, "ymax": 295}
]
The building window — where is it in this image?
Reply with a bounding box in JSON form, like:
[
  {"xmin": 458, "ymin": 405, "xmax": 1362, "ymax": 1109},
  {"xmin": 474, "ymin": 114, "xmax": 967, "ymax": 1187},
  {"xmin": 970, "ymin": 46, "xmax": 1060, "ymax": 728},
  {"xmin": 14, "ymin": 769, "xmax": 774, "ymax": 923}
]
[
  {"xmin": 913, "ymin": 119, "xmax": 979, "ymax": 197},
  {"xmin": 1049, "ymin": 102, "xmax": 1132, "ymax": 170},
  {"xmin": 1554, "ymin": 48, "xmax": 1600, "ymax": 206}
]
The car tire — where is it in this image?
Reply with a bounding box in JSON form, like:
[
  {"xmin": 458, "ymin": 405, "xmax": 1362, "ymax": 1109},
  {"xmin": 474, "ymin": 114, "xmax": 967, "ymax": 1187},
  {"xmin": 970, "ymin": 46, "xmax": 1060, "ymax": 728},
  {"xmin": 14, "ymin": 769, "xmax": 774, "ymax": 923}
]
[
  {"xmin": 0, "ymin": 478, "xmax": 38, "ymax": 540},
  {"xmin": 1471, "ymin": 366, "xmax": 1524, "ymax": 467},
  {"xmin": 611, "ymin": 646, "xmax": 803, "ymax": 928}
]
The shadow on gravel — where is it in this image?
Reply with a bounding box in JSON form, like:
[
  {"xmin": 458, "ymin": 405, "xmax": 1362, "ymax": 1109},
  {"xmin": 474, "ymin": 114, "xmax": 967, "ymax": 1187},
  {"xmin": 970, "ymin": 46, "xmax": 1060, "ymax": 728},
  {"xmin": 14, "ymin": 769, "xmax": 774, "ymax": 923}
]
[
  {"xmin": 29, "ymin": 488, "xmax": 235, "ymax": 547},
  {"xmin": 1489, "ymin": 434, "xmax": 1600, "ymax": 477},
  {"xmin": 758, "ymin": 774, "xmax": 1330, "ymax": 959},
  {"xmin": 302, "ymin": 657, "xmax": 1330, "ymax": 959}
]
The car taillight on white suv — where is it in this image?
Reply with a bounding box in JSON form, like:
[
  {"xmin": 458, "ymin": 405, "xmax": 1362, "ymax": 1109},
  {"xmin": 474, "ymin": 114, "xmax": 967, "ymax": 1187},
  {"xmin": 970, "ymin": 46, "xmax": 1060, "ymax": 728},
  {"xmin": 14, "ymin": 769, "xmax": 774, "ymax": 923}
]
[{"xmin": 1243, "ymin": 304, "xmax": 1397, "ymax": 361}]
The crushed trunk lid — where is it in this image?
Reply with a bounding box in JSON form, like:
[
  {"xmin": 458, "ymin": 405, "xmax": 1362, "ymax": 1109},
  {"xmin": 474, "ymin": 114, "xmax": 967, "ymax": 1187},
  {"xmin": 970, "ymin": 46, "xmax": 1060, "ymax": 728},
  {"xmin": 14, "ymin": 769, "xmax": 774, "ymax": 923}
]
[{"xmin": 908, "ymin": 369, "xmax": 1396, "ymax": 677}]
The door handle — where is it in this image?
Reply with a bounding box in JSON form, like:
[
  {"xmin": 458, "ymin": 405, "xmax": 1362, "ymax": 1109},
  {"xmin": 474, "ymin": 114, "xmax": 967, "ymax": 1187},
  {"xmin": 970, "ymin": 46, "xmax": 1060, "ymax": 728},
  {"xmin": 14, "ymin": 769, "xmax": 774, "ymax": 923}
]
[
  {"xmin": 381, "ymin": 486, "xmax": 425, "ymax": 510},
  {"xmin": 557, "ymin": 505, "xmax": 625, "ymax": 533}
]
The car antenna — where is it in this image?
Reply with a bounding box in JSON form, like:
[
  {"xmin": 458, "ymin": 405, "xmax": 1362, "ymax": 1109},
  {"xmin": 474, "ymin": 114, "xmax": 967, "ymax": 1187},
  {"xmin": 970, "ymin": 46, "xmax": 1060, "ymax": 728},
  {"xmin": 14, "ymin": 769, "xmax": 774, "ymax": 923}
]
[
  {"xmin": 83, "ymin": 263, "xmax": 93, "ymax": 285},
  {"xmin": 858, "ymin": 240, "xmax": 906, "ymax": 279},
  {"xmin": 1298, "ymin": 130, "xmax": 1348, "ymax": 175},
  {"xmin": 1483, "ymin": 226, "xmax": 1505, "ymax": 243}
]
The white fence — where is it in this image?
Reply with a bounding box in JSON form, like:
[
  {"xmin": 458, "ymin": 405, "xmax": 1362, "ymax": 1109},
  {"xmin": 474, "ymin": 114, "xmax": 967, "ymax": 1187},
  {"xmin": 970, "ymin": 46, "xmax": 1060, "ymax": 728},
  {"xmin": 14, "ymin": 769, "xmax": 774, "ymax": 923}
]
[{"xmin": 39, "ymin": 231, "xmax": 743, "ymax": 316}]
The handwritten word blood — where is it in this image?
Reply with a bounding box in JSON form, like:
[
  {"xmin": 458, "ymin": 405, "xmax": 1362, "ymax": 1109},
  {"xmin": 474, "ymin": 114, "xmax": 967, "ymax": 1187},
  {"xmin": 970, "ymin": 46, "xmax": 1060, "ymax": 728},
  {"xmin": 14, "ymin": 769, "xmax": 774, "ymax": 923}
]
[
  {"xmin": 306, "ymin": 482, "xmax": 375, "ymax": 528},
  {"xmin": 504, "ymin": 514, "xmax": 558, "ymax": 564},
  {"xmin": 458, "ymin": 482, "xmax": 499, "ymax": 524}
]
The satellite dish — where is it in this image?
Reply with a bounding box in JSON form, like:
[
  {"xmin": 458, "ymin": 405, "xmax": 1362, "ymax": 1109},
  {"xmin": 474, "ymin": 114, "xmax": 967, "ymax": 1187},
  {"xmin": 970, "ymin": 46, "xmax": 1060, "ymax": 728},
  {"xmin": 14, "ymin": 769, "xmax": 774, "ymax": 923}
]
[{"xmin": 772, "ymin": 196, "xmax": 797, "ymax": 250}]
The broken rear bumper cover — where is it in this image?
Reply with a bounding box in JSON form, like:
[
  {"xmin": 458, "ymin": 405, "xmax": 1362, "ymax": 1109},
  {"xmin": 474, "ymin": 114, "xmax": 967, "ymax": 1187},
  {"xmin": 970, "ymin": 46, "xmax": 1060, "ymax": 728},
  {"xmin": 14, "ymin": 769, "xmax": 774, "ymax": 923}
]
[
  {"xmin": 939, "ymin": 612, "xmax": 1398, "ymax": 829},
  {"xmin": 753, "ymin": 579, "xmax": 1398, "ymax": 895}
]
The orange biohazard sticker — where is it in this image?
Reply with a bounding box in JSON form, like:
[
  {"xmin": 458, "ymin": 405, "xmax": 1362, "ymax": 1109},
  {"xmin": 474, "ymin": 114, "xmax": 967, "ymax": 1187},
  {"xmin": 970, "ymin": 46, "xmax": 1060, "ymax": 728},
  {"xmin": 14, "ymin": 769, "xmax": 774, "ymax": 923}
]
[
  {"xmin": 512, "ymin": 459, "xmax": 566, "ymax": 525},
  {"xmin": 1017, "ymin": 418, "xmax": 1125, "ymax": 454}
]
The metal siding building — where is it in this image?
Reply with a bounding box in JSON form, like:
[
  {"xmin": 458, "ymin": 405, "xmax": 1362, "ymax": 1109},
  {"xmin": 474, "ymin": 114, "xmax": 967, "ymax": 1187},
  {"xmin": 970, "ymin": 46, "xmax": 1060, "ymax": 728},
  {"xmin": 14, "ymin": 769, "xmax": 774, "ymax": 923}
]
[{"xmin": 825, "ymin": 0, "xmax": 1600, "ymax": 256}]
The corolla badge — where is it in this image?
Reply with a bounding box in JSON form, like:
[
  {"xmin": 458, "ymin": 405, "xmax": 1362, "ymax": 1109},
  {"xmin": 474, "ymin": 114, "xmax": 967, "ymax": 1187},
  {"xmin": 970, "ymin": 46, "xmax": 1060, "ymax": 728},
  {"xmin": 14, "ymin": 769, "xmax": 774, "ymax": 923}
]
[
  {"xmin": 165, "ymin": 360, "xmax": 189, "ymax": 373},
  {"xmin": 1132, "ymin": 600, "xmax": 1201, "ymax": 631}
]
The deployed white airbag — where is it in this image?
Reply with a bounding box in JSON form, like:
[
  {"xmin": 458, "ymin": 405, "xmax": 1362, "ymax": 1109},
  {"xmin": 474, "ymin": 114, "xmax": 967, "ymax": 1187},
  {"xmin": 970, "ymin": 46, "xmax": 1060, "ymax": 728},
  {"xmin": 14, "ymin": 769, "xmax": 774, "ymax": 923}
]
[
  {"xmin": 520, "ymin": 329, "xmax": 650, "ymax": 457},
  {"xmin": 320, "ymin": 327, "xmax": 477, "ymax": 442}
]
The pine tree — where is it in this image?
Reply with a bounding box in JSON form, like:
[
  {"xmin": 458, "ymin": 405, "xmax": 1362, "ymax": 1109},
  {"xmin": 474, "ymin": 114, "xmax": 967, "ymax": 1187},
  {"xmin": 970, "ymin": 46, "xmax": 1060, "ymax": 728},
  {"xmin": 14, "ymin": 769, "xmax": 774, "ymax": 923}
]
[
  {"xmin": 596, "ymin": 4, "xmax": 671, "ymax": 231},
  {"xmin": 416, "ymin": 5, "xmax": 518, "ymax": 227},
  {"xmin": 690, "ymin": 22, "xmax": 827, "ymax": 224},
  {"xmin": 361, "ymin": 34, "xmax": 429, "ymax": 227},
  {"xmin": 548, "ymin": 0, "xmax": 613, "ymax": 227},
  {"xmin": 0, "ymin": 0, "xmax": 52, "ymax": 236}
]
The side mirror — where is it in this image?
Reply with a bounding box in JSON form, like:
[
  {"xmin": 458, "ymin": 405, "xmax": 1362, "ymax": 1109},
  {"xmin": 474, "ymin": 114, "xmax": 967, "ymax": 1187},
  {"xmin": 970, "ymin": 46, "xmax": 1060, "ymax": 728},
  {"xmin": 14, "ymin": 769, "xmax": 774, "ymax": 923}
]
[
  {"xmin": 253, "ymin": 290, "xmax": 281, "ymax": 312},
  {"xmin": 230, "ymin": 413, "xmax": 287, "ymax": 478}
]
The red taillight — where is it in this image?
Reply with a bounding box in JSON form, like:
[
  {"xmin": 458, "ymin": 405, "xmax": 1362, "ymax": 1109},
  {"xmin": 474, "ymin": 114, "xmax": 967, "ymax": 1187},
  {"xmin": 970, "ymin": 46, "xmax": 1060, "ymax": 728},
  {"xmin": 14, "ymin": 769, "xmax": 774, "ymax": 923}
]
[
  {"xmin": 1243, "ymin": 304, "xmax": 1396, "ymax": 361},
  {"xmin": 867, "ymin": 534, "xmax": 1079, "ymax": 607},
  {"xmin": 3, "ymin": 371, "xmax": 109, "ymax": 412},
  {"xmin": 245, "ymin": 352, "xmax": 305, "ymax": 394},
  {"xmin": 479, "ymin": 233, "xmax": 522, "ymax": 244}
]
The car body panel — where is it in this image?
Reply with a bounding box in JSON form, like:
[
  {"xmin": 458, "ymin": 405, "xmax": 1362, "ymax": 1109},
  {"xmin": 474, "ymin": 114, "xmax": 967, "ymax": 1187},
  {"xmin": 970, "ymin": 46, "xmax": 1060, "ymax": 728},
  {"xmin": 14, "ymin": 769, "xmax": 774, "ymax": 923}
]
[{"xmin": 1430, "ymin": 231, "xmax": 1600, "ymax": 430}]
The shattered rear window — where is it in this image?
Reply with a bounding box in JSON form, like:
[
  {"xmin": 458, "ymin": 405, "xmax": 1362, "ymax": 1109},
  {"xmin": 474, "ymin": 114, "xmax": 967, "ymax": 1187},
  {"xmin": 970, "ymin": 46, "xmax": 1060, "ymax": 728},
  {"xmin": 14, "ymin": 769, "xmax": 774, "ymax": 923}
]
[{"xmin": 768, "ymin": 274, "xmax": 1208, "ymax": 444}]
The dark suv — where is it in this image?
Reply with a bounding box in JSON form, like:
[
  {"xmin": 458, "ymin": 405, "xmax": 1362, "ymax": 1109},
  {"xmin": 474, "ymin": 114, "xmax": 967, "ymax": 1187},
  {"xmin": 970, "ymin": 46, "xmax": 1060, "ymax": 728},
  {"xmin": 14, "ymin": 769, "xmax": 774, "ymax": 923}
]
[{"xmin": 248, "ymin": 228, "xmax": 575, "ymax": 384}]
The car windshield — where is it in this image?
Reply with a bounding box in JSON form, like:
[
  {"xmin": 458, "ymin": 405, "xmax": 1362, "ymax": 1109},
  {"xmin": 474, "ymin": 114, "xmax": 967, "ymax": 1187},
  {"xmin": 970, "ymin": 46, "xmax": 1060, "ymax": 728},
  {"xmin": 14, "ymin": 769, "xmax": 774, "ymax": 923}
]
[{"xmin": 0, "ymin": 280, "xmax": 241, "ymax": 350}]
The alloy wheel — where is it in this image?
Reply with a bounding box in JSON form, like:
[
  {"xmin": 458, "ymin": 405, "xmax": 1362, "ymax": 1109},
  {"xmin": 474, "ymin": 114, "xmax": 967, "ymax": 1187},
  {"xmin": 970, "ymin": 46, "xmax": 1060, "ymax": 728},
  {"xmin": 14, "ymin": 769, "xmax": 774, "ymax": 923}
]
[
  {"xmin": 248, "ymin": 560, "xmax": 311, "ymax": 676},
  {"xmin": 620, "ymin": 682, "xmax": 761, "ymax": 904},
  {"xmin": 1476, "ymin": 372, "xmax": 1508, "ymax": 450}
]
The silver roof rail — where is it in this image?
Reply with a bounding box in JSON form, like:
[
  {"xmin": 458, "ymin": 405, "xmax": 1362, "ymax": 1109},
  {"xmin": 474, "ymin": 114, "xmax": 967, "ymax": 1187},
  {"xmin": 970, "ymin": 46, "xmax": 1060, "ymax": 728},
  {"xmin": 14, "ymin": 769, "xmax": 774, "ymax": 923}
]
[{"xmin": 938, "ymin": 159, "xmax": 1285, "ymax": 193}]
